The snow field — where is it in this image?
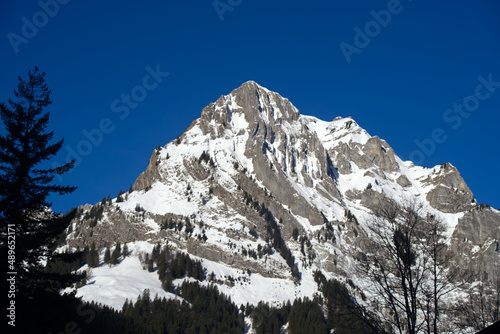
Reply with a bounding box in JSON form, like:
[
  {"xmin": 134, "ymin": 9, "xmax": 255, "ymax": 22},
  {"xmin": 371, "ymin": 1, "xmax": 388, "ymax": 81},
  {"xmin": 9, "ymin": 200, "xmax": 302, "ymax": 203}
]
[{"xmin": 74, "ymin": 241, "xmax": 181, "ymax": 310}]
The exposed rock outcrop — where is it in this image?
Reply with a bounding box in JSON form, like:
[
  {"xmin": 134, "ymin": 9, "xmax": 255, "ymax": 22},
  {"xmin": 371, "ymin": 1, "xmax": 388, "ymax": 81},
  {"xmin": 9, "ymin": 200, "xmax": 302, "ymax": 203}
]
[{"xmin": 425, "ymin": 163, "xmax": 475, "ymax": 213}]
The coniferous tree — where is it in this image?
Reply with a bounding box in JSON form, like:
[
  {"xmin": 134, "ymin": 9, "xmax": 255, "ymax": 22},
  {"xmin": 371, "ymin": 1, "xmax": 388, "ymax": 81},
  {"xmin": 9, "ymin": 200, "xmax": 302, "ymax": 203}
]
[
  {"xmin": 288, "ymin": 297, "xmax": 328, "ymax": 334},
  {"xmin": 0, "ymin": 67, "xmax": 82, "ymax": 332},
  {"xmin": 104, "ymin": 247, "xmax": 111, "ymax": 264},
  {"xmin": 147, "ymin": 257, "xmax": 154, "ymax": 272},
  {"xmin": 122, "ymin": 243, "xmax": 129, "ymax": 257},
  {"xmin": 87, "ymin": 241, "xmax": 100, "ymax": 268},
  {"xmin": 313, "ymin": 273, "xmax": 380, "ymax": 334},
  {"xmin": 111, "ymin": 242, "xmax": 121, "ymax": 265},
  {"xmin": 116, "ymin": 189, "xmax": 125, "ymax": 202}
]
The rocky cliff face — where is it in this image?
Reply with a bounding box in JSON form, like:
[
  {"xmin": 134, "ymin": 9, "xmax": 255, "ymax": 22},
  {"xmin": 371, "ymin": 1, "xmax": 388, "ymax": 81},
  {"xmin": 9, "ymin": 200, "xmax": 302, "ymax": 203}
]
[
  {"xmin": 451, "ymin": 205, "xmax": 500, "ymax": 285},
  {"xmin": 66, "ymin": 81, "xmax": 499, "ymax": 315}
]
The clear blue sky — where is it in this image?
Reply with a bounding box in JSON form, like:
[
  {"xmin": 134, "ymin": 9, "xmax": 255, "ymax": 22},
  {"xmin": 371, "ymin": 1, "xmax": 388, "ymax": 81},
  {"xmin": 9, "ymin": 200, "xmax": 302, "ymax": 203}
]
[{"xmin": 1, "ymin": 0, "xmax": 499, "ymax": 213}]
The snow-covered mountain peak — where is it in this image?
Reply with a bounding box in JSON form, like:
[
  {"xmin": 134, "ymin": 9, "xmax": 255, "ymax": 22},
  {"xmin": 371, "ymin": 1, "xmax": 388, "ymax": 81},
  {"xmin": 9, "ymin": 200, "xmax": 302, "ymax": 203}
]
[
  {"xmin": 237, "ymin": 80, "xmax": 272, "ymax": 92},
  {"xmin": 65, "ymin": 82, "xmax": 500, "ymax": 323},
  {"xmin": 200, "ymin": 81, "xmax": 301, "ymax": 132}
]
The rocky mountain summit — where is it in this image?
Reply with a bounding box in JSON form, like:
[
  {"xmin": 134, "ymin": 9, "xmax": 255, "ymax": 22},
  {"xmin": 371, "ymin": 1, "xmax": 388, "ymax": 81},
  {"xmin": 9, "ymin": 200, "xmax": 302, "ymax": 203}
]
[{"xmin": 65, "ymin": 81, "xmax": 499, "ymax": 330}]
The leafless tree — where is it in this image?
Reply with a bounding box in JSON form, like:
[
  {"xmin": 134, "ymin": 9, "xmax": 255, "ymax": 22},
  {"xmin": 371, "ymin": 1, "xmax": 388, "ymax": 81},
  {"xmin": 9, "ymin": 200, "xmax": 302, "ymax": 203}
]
[
  {"xmin": 357, "ymin": 199, "xmax": 473, "ymax": 334},
  {"xmin": 358, "ymin": 201, "xmax": 430, "ymax": 334},
  {"xmin": 420, "ymin": 213, "xmax": 464, "ymax": 334}
]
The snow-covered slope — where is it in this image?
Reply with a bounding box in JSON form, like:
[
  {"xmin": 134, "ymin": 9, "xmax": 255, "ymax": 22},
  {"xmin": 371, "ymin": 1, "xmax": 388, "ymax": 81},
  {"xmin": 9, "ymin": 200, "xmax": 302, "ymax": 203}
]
[{"xmin": 73, "ymin": 242, "xmax": 180, "ymax": 310}]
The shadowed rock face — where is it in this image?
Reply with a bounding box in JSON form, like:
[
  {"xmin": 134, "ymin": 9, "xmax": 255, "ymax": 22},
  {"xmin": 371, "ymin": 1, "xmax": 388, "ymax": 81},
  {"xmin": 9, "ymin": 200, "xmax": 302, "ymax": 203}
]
[
  {"xmin": 68, "ymin": 81, "xmax": 499, "ymax": 310},
  {"xmin": 133, "ymin": 149, "xmax": 162, "ymax": 192}
]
